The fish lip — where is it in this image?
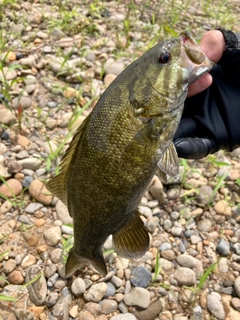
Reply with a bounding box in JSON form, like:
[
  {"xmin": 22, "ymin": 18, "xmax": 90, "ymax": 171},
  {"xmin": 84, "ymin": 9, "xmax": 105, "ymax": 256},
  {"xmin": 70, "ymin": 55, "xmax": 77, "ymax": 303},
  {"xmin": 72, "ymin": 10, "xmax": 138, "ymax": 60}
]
[{"xmin": 178, "ymin": 31, "xmax": 214, "ymax": 82}]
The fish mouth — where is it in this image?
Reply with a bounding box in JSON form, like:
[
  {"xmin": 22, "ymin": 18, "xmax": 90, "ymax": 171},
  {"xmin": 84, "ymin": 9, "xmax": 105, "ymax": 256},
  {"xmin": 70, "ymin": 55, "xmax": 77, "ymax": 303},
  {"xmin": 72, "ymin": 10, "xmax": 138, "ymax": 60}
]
[{"xmin": 179, "ymin": 31, "xmax": 214, "ymax": 83}]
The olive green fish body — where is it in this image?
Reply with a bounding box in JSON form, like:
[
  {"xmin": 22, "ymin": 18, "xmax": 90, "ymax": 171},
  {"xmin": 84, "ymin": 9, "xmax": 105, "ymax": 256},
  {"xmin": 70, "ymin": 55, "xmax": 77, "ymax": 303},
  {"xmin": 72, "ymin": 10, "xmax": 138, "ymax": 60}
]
[{"xmin": 46, "ymin": 32, "xmax": 213, "ymax": 277}]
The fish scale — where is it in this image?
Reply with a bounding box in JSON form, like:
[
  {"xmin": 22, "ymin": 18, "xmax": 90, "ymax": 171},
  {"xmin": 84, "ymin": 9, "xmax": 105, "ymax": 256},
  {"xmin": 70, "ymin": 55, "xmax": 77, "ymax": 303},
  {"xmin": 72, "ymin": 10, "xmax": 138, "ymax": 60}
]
[{"xmin": 46, "ymin": 32, "xmax": 213, "ymax": 277}]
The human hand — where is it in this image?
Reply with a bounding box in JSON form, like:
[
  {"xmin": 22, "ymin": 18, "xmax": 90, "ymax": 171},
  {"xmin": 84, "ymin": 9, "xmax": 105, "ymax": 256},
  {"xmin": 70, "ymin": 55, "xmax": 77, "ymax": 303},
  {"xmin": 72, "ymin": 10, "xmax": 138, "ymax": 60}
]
[
  {"xmin": 174, "ymin": 29, "xmax": 240, "ymax": 159},
  {"xmin": 187, "ymin": 30, "xmax": 226, "ymax": 97}
]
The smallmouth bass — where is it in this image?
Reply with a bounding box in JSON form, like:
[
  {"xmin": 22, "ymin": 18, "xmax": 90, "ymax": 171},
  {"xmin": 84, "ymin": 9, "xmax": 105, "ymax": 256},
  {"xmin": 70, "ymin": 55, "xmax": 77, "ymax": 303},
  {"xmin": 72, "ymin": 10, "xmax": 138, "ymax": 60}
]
[{"xmin": 46, "ymin": 32, "xmax": 213, "ymax": 277}]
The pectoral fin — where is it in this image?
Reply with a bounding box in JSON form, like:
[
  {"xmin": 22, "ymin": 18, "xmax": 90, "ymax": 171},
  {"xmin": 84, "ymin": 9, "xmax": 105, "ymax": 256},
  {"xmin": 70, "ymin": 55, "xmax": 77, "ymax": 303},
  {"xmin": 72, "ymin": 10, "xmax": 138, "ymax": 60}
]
[
  {"xmin": 112, "ymin": 211, "xmax": 149, "ymax": 259},
  {"xmin": 157, "ymin": 142, "xmax": 179, "ymax": 181}
]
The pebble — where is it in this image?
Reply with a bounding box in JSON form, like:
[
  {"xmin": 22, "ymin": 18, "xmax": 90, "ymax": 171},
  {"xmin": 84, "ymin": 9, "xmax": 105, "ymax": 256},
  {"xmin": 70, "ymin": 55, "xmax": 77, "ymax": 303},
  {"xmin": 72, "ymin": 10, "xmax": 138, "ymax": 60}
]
[
  {"xmin": 216, "ymin": 238, "xmax": 230, "ymax": 256},
  {"xmin": 22, "ymin": 176, "xmax": 34, "ymax": 188},
  {"xmin": 100, "ymin": 299, "xmax": 118, "ymax": 314},
  {"xmin": 25, "ymin": 202, "xmax": 43, "ymax": 214},
  {"xmin": 84, "ymin": 282, "xmax": 108, "ymax": 302},
  {"xmin": 234, "ymin": 276, "xmax": 240, "ymax": 298},
  {"xmin": 29, "ymin": 179, "xmax": 53, "ymax": 205},
  {"xmin": 50, "ymin": 287, "xmax": 72, "ymax": 319},
  {"xmin": 111, "ymin": 275, "xmax": 123, "ymax": 288},
  {"xmin": 104, "ymin": 282, "xmax": 116, "ymax": 297},
  {"xmin": 135, "ymin": 298, "xmax": 163, "ymax": 320},
  {"xmin": 15, "ymin": 309, "xmax": 34, "ymax": 320},
  {"xmin": 176, "ymin": 254, "xmax": 198, "ymax": 268},
  {"xmin": 7, "ymin": 270, "xmax": 24, "ymax": 285},
  {"xmin": 0, "ymin": 200, "xmax": 13, "ymax": 214},
  {"xmin": 71, "ymin": 278, "xmax": 86, "ymax": 296},
  {"xmin": 218, "ymin": 257, "xmax": 229, "ymax": 273},
  {"xmin": 18, "ymin": 158, "xmax": 42, "ymax": 170},
  {"xmin": 55, "ymin": 200, "xmax": 73, "ymax": 224},
  {"xmin": 207, "ymin": 293, "xmax": 225, "ymax": 319},
  {"xmin": 170, "ymin": 226, "xmax": 183, "ymax": 236},
  {"xmin": 25, "ymin": 265, "xmax": 47, "ymax": 305},
  {"xmin": 174, "ymin": 267, "xmax": 196, "ymax": 286},
  {"xmin": 21, "ymin": 254, "xmax": 36, "ymax": 269},
  {"xmin": 110, "ymin": 314, "xmax": 136, "ymax": 320},
  {"xmin": 43, "ymin": 226, "xmax": 62, "ymax": 246},
  {"xmin": 214, "ymin": 200, "xmax": 232, "ymax": 216},
  {"xmin": 0, "ymin": 178, "xmax": 23, "ymax": 197},
  {"xmin": 231, "ymin": 297, "xmax": 240, "ymax": 311},
  {"xmin": 130, "ymin": 266, "xmax": 152, "ymax": 288},
  {"xmin": 84, "ymin": 302, "xmax": 102, "ymax": 316},
  {"xmin": 123, "ymin": 287, "xmax": 150, "ymax": 308},
  {"xmin": 3, "ymin": 259, "xmax": 17, "ymax": 273},
  {"xmin": 197, "ymin": 219, "xmax": 212, "ymax": 232},
  {"xmin": 232, "ymin": 243, "xmax": 240, "ymax": 255}
]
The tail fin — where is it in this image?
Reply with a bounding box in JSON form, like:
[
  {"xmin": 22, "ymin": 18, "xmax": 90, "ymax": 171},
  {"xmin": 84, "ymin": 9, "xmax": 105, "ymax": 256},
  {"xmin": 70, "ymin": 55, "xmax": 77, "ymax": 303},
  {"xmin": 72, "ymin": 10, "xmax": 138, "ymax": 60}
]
[{"xmin": 65, "ymin": 249, "xmax": 107, "ymax": 278}]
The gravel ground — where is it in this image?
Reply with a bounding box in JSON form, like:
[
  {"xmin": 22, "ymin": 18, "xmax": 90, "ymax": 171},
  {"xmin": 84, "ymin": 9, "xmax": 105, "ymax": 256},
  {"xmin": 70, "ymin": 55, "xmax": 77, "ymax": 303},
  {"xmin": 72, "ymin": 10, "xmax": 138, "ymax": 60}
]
[{"xmin": 0, "ymin": 1, "xmax": 240, "ymax": 319}]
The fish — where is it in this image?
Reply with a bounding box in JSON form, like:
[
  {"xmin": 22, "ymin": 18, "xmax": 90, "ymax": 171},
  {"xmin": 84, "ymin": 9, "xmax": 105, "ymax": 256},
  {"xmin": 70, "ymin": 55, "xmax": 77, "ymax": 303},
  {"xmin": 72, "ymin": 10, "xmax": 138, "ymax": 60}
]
[{"xmin": 46, "ymin": 31, "xmax": 213, "ymax": 277}]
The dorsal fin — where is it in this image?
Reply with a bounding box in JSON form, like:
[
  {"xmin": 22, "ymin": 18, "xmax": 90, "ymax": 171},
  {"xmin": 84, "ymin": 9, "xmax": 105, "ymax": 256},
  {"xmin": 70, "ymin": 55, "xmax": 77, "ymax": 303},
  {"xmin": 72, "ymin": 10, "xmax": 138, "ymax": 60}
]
[{"xmin": 46, "ymin": 115, "xmax": 90, "ymax": 207}]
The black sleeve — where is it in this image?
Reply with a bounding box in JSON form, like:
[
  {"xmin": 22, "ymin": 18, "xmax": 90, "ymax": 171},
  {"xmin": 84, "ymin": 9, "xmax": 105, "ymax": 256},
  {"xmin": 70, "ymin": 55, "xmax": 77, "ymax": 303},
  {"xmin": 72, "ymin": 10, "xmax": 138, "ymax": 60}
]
[{"xmin": 174, "ymin": 31, "xmax": 240, "ymax": 153}]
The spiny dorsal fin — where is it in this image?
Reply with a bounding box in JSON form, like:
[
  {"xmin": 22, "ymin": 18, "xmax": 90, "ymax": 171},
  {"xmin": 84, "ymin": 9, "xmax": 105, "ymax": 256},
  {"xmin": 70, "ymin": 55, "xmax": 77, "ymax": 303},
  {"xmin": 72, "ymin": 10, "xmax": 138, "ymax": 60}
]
[
  {"xmin": 46, "ymin": 115, "xmax": 90, "ymax": 207},
  {"xmin": 112, "ymin": 211, "xmax": 149, "ymax": 259},
  {"xmin": 157, "ymin": 142, "xmax": 179, "ymax": 179}
]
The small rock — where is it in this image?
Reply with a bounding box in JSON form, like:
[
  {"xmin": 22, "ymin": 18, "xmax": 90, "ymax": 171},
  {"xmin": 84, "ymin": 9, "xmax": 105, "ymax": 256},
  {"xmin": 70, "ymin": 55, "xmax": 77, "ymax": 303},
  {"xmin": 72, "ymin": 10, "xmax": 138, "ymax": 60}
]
[
  {"xmin": 18, "ymin": 158, "xmax": 42, "ymax": 170},
  {"xmin": 15, "ymin": 309, "xmax": 34, "ymax": 320},
  {"xmin": 46, "ymin": 292, "xmax": 59, "ymax": 307},
  {"xmin": 55, "ymin": 200, "xmax": 73, "ymax": 224},
  {"xmin": 176, "ymin": 254, "xmax": 198, "ymax": 268},
  {"xmin": 71, "ymin": 278, "xmax": 86, "ymax": 296},
  {"xmin": 174, "ymin": 267, "xmax": 196, "ymax": 286},
  {"xmin": 0, "ymin": 200, "xmax": 13, "ymax": 214},
  {"xmin": 0, "ymin": 108, "xmax": 16, "ymax": 125},
  {"xmin": 7, "ymin": 160, "xmax": 23, "ymax": 173},
  {"xmin": 234, "ymin": 276, "xmax": 240, "ymax": 298},
  {"xmin": 232, "ymin": 243, "xmax": 240, "ymax": 255},
  {"xmin": 231, "ymin": 297, "xmax": 240, "ymax": 312},
  {"xmin": 135, "ymin": 298, "xmax": 163, "ymax": 320},
  {"xmin": 25, "ymin": 202, "xmax": 43, "ymax": 214},
  {"xmin": 218, "ymin": 257, "xmax": 229, "ymax": 273},
  {"xmin": 110, "ymin": 314, "xmax": 136, "ymax": 320},
  {"xmin": 170, "ymin": 226, "xmax": 183, "ymax": 236},
  {"xmin": 123, "ymin": 287, "xmax": 150, "ymax": 309},
  {"xmin": 84, "ymin": 282, "xmax": 108, "ymax": 302},
  {"xmin": 130, "ymin": 266, "xmax": 152, "ymax": 288},
  {"xmin": 217, "ymin": 238, "xmax": 230, "ymax": 256},
  {"xmin": 0, "ymin": 178, "xmax": 23, "ymax": 197},
  {"xmin": 43, "ymin": 226, "xmax": 62, "ymax": 246},
  {"xmin": 197, "ymin": 185, "xmax": 213, "ymax": 205},
  {"xmin": 7, "ymin": 270, "xmax": 24, "ymax": 285},
  {"xmin": 214, "ymin": 200, "xmax": 232, "ymax": 216},
  {"xmin": 207, "ymin": 293, "xmax": 225, "ymax": 319},
  {"xmin": 25, "ymin": 265, "xmax": 47, "ymax": 306},
  {"xmin": 197, "ymin": 219, "xmax": 212, "ymax": 232},
  {"xmin": 29, "ymin": 180, "xmax": 53, "ymax": 205},
  {"xmin": 83, "ymin": 302, "xmax": 102, "ymax": 316},
  {"xmin": 100, "ymin": 299, "xmax": 118, "ymax": 314}
]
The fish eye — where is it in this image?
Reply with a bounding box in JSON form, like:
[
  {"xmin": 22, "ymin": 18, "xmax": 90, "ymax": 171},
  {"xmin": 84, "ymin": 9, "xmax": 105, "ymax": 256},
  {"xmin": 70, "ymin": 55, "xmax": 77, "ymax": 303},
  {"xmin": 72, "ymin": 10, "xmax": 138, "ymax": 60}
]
[{"xmin": 158, "ymin": 52, "xmax": 171, "ymax": 64}]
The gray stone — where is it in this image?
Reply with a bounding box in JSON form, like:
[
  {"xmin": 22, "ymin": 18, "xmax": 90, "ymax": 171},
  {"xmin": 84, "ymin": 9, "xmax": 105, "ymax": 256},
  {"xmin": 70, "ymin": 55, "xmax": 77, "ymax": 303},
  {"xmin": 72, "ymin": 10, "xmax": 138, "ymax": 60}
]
[
  {"xmin": 170, "ymin": 226, "xmax": 183, "ymax": 236},
  {"xmin": 3, "ymin": 259, "xmax": 17, "ymax": 273},
  {"xmin": 234, "ymin": 276, "xmax": 240, "ymax": 298},
  {"xmin": 160, "ymin": 242, "xmax": 172, "ymax": 251},
  {"xmin": 197, "ymin": 219, "xmax": 212, "ymax": 232},
  {"xmin": 25, "ymin": 265, "xmax": 47, "ymax": 306},
  {"xmin": 44, "ymin": 264, "xmax": 57, "ymax": 278},
  {"xmin": 174, "ymin": 267, "xmax": 196, "ymax": 286},
  {"xmin": 49, "ymin": 248, "xmax": 63, "ymax": 263},
  {"xmin": 218, "ymin": 257, "xmax": 229, "ymax": 273},
  {"xmin": 110, "ymin": 314, "xmax": 136, "ymax": 320},
  {"xmin": 111, "ymin": 275, "xmax": 122, "ymax": 288},
  {"xmin": 207, "ymin": 293, "xmax": 225, "ymax": 320},
  {"xmin": 71, "ymin": 278, "xmax": 86, "ymax": 296},
  {"xmin": 163, "ymin": 219, "xmax": 172, "ymax": 230},
  {"xmin": 43, "ymin": 226, "xmax": 62, "ymax": 246},
  {"xmin": 25, "ymin": 202, "xmax": 43, "ymax": 214},
  {"xmin": 123, "ymin": 287, "xmax": 150, "ymax": 309},
  {"xmin": 104, "ymin": 282, "xmax": 116, "ymax": 298},
  {"xmin": 55, "ymin": 200, "xmax": 73, "ymax": 224},
  {"xmin": 130, "ymin": 266, "xmax": 152, "ymax": 288},
  {"xmin": 18, "ymin": 158, "xmax": 42, "ymax": 170},
  {"xmin": 50, "ymin": 287, "xmax": 72, "ymax": 320},
  {"xmin": 61, "ymin": 225, "xmax": 73, "ymax": 235},
  {"xmin": 83, "ymin": 282, "xmax": 108, "ymax": 302},
  {"xmin": 197, "ymin": 185, "xmax": 213, "ymax": 205},
  {"xmin": 100, "ymin": 299, "xmax": 118, "ymax": 314},
  {"xmin": 12, "ymin": 96, "xmax": 32, "ymax": 109},
  {"xmin": 232, "ymin": 243, "xmax": 240, "ymax": 255},
  {"xmin": 217, "ymin": 238, "xmax": 230, "ymax": 256},
  {"xmin": 45, "ymin": 292, "xmax": 59, "ymax": 307},
  {"xmin": 176, "ymin": 254, "xmax": 198, "ymax": 268},
  {"xmin": 15, "ymin": 309, "xmax": 34, "ymax": 320}
]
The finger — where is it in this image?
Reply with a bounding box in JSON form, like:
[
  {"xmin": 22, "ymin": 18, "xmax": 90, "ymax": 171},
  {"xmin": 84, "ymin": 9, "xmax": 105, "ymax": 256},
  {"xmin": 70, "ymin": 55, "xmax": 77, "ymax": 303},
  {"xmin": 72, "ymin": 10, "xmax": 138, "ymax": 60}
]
[{"xmin": 187, "ymin": 73, "xmax": 212, "ymax": 97}]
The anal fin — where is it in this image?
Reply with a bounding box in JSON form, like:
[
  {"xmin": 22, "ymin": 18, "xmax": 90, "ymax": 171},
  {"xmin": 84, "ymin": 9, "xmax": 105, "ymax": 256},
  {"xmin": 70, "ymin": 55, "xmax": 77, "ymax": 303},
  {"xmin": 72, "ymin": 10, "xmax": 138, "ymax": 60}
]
[{"xmin": 112, "ymin": 211, "xmax": 149, "ymax": 259}]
